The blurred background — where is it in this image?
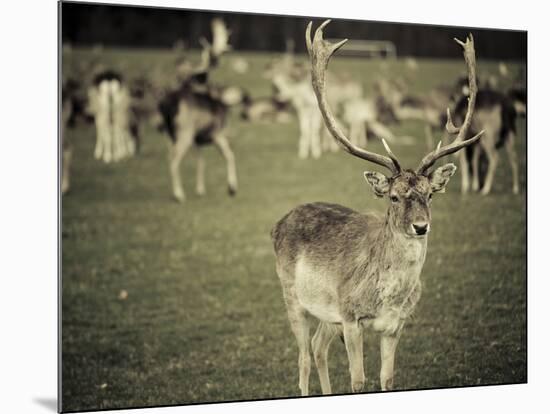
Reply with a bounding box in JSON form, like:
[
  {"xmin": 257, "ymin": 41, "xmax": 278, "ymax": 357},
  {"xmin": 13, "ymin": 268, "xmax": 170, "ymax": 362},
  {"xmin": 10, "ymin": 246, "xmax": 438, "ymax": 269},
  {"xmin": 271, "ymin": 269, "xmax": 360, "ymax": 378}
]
[
  {"xmin": 60, "ymin": 1, "xmax": 526, "ymax": 412},
  {"xmin": 61, "ymin": 2, "xmax": 526, "ymax": 59}
]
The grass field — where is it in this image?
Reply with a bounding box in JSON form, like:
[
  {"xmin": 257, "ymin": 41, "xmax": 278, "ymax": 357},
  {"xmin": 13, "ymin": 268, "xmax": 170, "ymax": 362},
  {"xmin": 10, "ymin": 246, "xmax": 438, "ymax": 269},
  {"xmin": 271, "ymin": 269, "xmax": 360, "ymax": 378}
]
[{"xmin": 61, "ymin": 49, "xmax": 527, "ymax": 412}]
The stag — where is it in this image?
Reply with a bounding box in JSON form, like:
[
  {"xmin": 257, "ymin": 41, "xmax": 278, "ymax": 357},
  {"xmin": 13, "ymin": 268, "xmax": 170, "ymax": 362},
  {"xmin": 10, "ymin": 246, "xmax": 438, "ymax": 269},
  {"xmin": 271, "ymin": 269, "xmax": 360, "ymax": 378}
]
[{"xmin": 271, "ymin": 21, "xmax": 484, "ymax": 396}]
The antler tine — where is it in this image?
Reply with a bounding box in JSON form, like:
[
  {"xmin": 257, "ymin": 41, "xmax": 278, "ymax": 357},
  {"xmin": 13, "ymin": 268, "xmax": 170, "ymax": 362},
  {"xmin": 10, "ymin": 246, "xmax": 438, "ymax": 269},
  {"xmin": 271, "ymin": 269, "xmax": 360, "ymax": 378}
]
[
  {"xmin": 381, "ymin": 139, "xmax": 402, "ymax": 173},
  {"xmin": 306, "ymin": 20, "xmax": 400, "ymax": 175},
  {"xmin": 417, "ymin": 33, "xmax": 484, "ymax": 174}
]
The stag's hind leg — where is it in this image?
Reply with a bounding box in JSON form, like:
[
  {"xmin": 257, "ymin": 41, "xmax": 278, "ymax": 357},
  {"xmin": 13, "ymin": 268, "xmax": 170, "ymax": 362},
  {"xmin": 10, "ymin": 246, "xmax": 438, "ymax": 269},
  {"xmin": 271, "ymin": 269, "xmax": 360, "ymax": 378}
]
[
  {"xmin": 277, "ymin": 265, "xmax": 312, "ymax": 396},
  {"xmin": 312, "ymin": 322, "xmax": 339, "ymax": 394},
  {"xmin": 213, "ymin": 133, "xmax": 238, "ymax": 196}
]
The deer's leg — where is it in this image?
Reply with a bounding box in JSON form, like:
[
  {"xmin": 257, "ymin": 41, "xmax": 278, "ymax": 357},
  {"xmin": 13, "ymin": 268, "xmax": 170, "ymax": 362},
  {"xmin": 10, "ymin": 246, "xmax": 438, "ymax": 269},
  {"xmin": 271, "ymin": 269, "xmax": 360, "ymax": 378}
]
[
  {"xmin": 277, "ymin": 263, "xmax": 312, "ymax": 396},
  {"xmin": 380, "ymin": 330, "xmax": 402, "ymax": 391},
  {"xmin": 213, "ymin": 133, "xmax": 238, "ymax": 196},
  {"xmin": 195, "ymin": 148, "xmax": 206, "ymax": 196},
  {"xmin": 170, "ymin": 129, "xmax": 194, "ymax": 203},
  {"xmin": 505, "ymin": 131, "xmax": 520, "ymax": 194},
  {"xmin": 61, "ymin": 143, "xmax": 72, "ymax": 195},
  {"xmin": 310, "ymin": 113, "xmax": 322, "ymax": 159},
  {"xmin": 312, "ymin": 322, "xmax": 339, "ymax": 395},
  {"xmin": 471, "ymin": 144, "xmax": 481, "ymax": 192},
  {"xmin": 342, "ymin": 321, "xmax": 365, "ymax": 393},
  {"xmin": 480, "ymin": 145, "xmax": 499, "ymax": 196},
  {"xmin": 94, "ymin": 118, "xmax": 104, "ymax": 160},
  {"xmin": 358, "ymin": 122, "xmax": 367, "ymax": 148},
  {"xmin": 459, "ymin": 150, "xmax": 470, "ymax": 194},
  {"xmin": 297, "ymin": 111, "xmax": 309, "ymax": 159},
  {"xmin": 285, "ymin": 300, "xmax": 311, "ymax": 395}
]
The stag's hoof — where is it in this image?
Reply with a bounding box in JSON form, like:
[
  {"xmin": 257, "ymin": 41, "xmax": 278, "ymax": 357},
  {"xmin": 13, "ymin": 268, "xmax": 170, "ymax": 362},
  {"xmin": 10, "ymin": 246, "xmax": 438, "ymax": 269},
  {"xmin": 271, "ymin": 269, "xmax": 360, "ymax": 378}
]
[
  {"xmin": 173, "ymin": 189, "xmax": 185, "ymax": 203},
  {"xmin": 382, "ymin": 377, "xmax": 394, "ymax": 391},
  {"xmin": 196, "ymin": 187, "xmax": 206, "ymax": 197},
  {"xmin": 228, "ymin": 186, "xmax": 237, "ymax": 197},
  {"xmin": 351, "ymin": 381, "xmax": 364, "ymax": 393}
]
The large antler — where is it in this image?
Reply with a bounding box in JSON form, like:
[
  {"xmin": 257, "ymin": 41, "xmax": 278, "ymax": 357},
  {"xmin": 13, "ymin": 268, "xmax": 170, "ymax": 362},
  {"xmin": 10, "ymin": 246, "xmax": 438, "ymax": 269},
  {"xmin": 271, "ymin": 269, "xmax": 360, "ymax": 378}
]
[
  {"xmin": 416, "ymin": 34, "xmax": 485, "ymax": 175},
  {"xmin": 306, "ymin": 20, "xmax": 401, "ymax": 175}
]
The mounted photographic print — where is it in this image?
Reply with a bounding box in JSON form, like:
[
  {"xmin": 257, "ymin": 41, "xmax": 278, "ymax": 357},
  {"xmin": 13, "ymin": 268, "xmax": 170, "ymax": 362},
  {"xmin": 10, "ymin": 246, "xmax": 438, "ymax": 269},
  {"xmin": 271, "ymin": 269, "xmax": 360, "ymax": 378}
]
[{"xmin": 59, "ymin": 1, "xmax": 527, "ymax": 412}]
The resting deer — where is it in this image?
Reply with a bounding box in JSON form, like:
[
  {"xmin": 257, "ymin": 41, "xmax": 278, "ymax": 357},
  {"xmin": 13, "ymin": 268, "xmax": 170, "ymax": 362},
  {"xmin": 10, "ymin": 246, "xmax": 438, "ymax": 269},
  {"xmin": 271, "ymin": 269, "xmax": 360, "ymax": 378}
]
[{"xmin": 271, "ymin": 21, "xmax": 484, "ymax": 396}]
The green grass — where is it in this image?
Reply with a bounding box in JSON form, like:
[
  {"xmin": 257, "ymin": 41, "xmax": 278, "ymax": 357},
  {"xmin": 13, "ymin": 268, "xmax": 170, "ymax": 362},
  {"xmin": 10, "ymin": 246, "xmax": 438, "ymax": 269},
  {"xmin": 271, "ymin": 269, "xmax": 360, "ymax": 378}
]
[{"xmin": 61, "ymin": 49, "xmax": 526, "ymax": 412}]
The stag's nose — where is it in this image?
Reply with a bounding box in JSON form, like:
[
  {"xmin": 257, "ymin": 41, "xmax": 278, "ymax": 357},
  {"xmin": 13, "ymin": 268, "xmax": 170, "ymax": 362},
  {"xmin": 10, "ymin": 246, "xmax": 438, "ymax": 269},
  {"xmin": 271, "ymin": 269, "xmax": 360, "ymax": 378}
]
[{"xmin": 412, "ymin": 222, "xmax": 429, "ymax": 236}]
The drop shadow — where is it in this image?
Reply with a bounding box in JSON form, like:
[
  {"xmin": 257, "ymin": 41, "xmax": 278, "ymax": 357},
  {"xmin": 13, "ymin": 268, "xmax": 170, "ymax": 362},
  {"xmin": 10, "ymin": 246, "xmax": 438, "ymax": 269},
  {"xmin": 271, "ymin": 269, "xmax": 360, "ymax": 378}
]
[{"xmin": 33, "ymin": 397, "xmax": 58, "ymax": 412}]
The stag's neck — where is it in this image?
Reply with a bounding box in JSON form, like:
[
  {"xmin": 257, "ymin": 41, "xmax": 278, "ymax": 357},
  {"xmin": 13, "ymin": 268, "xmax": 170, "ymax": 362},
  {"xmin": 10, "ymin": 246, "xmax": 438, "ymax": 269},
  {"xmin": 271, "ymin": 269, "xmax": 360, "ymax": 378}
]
[
  {"xmin": 375, "ymin": 215, "xmax": 428, "ymax": 270},
  {"xmin": 346, "ymin": 211, "xmax": 427, "ymax": 324}
]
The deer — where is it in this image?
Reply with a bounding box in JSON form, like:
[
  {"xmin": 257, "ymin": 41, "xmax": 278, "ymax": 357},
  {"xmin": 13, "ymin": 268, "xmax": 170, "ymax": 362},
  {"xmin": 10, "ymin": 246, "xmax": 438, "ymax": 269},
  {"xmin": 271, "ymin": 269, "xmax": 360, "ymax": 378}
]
[
  {"xmin": 87, "ymin": 70, "xmax": 138, "ymax": 163},
  {"xmin": 157, "ymin": 18, "xmax": 244, "ymax": 202},
  {"xmin": 451, "ymin": 87, "xmax": 519, "ymax": 195},
  {"xmin": 271, "ymin": 20, "xmax": 484, "ymax": 396}
]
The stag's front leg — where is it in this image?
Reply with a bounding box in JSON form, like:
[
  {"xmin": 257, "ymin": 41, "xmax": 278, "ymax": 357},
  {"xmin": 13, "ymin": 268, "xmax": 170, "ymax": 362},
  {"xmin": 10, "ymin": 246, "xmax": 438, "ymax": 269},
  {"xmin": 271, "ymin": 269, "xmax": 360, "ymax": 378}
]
[
  {"xmin": 213, "ymin": 133, "xmax": 238, "ymax": 196},
  {"xmin": 380, "ymin": 330, "xmax": 402, "ymax": 391},
  {"xmin": 342, "ymin": 321, "xmax": 365, "ymax": 393}
]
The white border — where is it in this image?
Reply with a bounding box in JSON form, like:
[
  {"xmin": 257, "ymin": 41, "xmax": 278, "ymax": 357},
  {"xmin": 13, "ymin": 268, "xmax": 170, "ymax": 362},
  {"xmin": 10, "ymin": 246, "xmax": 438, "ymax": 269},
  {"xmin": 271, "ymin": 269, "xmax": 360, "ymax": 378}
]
[{"xmin": 1, "ymin": 1, "xmax": 547, "ymax": 413}]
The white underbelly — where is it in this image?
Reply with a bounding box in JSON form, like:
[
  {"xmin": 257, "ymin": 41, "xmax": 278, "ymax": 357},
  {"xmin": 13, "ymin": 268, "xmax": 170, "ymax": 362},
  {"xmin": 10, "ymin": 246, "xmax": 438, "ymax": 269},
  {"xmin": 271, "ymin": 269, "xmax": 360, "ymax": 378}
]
[{"xmin": 294, "ymin": 256, "xmax": 342, "ymax": 323}]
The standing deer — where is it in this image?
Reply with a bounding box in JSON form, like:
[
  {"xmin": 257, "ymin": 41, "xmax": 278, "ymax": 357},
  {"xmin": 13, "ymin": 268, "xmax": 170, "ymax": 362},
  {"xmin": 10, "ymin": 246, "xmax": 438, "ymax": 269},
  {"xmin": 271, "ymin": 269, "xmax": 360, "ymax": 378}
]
[
  {"xmin": 157, "ymin": 18, "xmax": 242, "ymax": 202},
  {"xmin": 271, "ymin": 20, "xmax": 484, "ymax": 396},
  {"xmin": 452, "ymin": 88, "xmax": 519, "ymax": 195}
]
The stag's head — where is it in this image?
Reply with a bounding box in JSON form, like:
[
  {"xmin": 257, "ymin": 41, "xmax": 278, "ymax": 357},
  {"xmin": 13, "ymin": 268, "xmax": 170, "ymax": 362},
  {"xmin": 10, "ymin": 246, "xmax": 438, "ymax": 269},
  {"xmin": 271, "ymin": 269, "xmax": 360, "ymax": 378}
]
[{"xmin": 306, "ymin": 20, "xmax": 484, "ymax": 238}]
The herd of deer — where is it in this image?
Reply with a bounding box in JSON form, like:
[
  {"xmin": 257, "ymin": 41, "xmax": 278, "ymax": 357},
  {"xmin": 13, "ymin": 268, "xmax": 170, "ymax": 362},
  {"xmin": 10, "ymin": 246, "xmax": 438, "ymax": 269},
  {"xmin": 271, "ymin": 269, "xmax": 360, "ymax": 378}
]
[{"xmin": 61, "ymin": 18, "xmax": 525, "ymax": 395}]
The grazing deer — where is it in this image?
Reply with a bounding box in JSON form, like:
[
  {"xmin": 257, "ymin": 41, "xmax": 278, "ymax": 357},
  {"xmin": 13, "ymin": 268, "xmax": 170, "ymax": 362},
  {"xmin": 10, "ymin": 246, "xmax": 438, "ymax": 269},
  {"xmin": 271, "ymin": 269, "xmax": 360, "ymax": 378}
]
[
  {"xmin": 271, "ymin": 21, "xmax": 484, "ymax": 396},
  {"xmin": 157, "ymin": 18, "xmax": 244, "ymax": 202}
]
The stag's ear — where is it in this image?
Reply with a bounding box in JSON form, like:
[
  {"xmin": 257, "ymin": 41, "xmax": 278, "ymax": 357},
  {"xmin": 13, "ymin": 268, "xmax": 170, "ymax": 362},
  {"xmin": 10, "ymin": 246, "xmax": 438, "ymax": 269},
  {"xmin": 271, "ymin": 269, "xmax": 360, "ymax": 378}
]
[
  {"xmin": 429, "ymin": 163, "xmax": 457, "ymax": 193},
  {"xmin": 364, "ymin": 171, "xmax": 390, "ymax": 198}
]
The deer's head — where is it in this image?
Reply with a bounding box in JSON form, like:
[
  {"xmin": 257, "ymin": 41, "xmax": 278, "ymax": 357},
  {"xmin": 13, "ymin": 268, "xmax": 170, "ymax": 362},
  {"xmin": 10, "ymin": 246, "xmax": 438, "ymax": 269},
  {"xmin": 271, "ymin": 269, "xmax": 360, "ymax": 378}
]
[
  {"xmin": 306, "ymin": 20, "xmax": 484, "ymax": 238},
  {"xmin": 364, "ymin": 165, "xmax": 456, "ymax": 237}
]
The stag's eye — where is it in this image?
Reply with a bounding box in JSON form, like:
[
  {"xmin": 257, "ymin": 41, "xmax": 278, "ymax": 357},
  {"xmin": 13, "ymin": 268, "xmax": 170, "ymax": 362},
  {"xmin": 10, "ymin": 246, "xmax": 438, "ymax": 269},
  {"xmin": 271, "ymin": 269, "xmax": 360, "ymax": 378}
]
[{"xmin": 390, "ymin": 195, "xmax": 399, "ymax": 203}]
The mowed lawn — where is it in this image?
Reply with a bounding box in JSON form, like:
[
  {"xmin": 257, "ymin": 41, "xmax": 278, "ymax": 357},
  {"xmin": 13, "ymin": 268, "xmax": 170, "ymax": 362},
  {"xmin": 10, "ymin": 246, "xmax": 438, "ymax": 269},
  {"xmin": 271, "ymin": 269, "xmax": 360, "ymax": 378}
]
[{"xmin": 61, "ymin": 49, "xmax": 527, "ymax": 412}]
